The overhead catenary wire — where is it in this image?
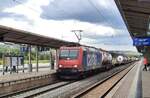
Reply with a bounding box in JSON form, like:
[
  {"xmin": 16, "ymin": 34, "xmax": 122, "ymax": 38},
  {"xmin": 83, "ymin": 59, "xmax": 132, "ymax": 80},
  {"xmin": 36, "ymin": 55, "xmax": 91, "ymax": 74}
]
[
  {"xmin": 12, "ymin": 0, "xmax": 77, "ymax": 27},
  {"xmin": 12, "ymin": 0, "xmax": 125, "ymax": 45},
  {"xmin": 13, "ymin": 0, "xmax": 114, "ymax": 27},
  {"xmin": 85, "ymin": 0, "xmax": 130, "ymax": 45},
  {"xmin": 12, "ymin": 0, "xmax": 114, "ymax": 29},
  {"xmin": 12, "ymin": 0, "xmax": 69, "ymax": 20},
  {"xmin": 12, "ymin": 0, "xmax": 74, "ymax": 36},
  {"xmin": 87, "ymin": 0, "xmax": 114, "ymax": 27},
  {"xmin": 12, "ymin": 0, "xmax": 41, "ymax": 14}
]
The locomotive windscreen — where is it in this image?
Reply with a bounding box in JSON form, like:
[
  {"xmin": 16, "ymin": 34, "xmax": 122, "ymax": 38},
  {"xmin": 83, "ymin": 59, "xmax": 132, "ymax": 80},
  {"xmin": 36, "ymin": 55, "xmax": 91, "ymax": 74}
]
[{"xmin": 59, "ymin": 49, "xmax": 79, "ymax": 60}]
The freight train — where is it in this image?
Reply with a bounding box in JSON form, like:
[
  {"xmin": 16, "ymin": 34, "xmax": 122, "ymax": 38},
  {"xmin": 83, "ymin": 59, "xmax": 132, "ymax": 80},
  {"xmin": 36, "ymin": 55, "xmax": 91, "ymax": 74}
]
[{"xmin": 57, "ymin": 46, "xmax": 136, "ymax": 79}]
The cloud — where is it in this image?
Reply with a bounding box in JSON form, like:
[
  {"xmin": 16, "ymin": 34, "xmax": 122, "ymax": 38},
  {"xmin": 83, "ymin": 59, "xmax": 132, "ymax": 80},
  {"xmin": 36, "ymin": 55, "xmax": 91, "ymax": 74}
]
[
  {"xmin": 0, "ymin": 17, "xmax": 127, "ymax": 43},
  {"xmin": 0, "ymin": 0, "xmax": 28, "ymax": 10},
  {"xmin": 40, "ymin": 0, "xmax": 125, "ymax": 29},
  {"xmin": 2, "ymin": 0, "xmax": 127, "ymax": 32},
  {"xmin": 0, "ymin": 0, "xmax": 137, "ymax": 52},
  {"xmin": 0, "ymin": 0, "xmax": 32, "ymax": 23},
  {"xmin": 0, "ymin": 0, "xmax": 54, "ymax": 27},
  {"xmin": 0, "ymin": 12, "xmax": 31, "ymax": 22}
]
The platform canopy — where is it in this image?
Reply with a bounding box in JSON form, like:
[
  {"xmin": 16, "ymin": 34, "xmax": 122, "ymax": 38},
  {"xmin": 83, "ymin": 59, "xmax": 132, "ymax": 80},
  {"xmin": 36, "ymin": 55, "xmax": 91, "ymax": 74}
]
[
  {"xmin": 115, "ymin": 0, "xmax": 150, "ymax": 54},
  {"xmin": 0, "ymin": 25, "xmax": 79, "ymax": 48}
]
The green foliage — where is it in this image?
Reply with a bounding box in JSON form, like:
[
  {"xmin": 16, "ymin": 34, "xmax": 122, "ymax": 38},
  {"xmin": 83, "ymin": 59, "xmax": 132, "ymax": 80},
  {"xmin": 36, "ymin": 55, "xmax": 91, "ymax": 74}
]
[
  {"xmin": 24, "ymin": 60, "xmax": 50, "ymax": 64},
  {"xmin": 0, "ymin": 45, "xmax": 52, "ymax": 64},
  {"xmin": 0, "ymin": 59, "xmax": 2, "ymax": 65}
]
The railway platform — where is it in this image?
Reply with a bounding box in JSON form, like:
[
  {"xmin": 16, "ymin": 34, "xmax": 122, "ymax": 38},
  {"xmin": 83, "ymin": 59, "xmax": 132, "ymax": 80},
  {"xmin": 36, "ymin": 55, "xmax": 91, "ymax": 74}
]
[
  {"xmin": 105, "ymin": 60, "xmax": 143, "ymax": 98},
  {"xmin": 0, "ymin": 70, "xmax": 56, "ymax": 96},
  {"xmin": 0, "ymin": 70, "xmax": 56, "ymax": 83},
  {"xmin": 103, "ymin": 59, "xmax": 150, "ymax": 98},
  {"xmin": 142, "ymin": 69, "xmax": 150, "ymax": 98}
]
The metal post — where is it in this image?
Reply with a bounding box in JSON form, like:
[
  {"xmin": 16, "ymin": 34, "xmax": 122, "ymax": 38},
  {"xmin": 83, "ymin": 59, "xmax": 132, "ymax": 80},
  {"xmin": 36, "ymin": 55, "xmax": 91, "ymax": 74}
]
[
  {"xmin": 55, "ymin": 49, "xmax": 58, "ymax": 70},
  {"xmin": 71, "ymin": 30, "xmax": 83, "ymax": 43},
  {"xmin": 17, "ymin": 56, "xmax": 19, "ymax": 73},
  {"xmin": 20, "ymin": 45, "xmax": 24, "ymax": 73},
  {"xmin": 49, "ymin": 48, "xmax": 52, "ymax": 70},
  {"xmin": 23, "ymin": 56, "xmax": 24, "ymax": 73},
  {"xmin": 28, "ymin": 45, "xmax": 32, "ymax": 72},
  {"xmin": 36, "ymin": 46, "xmax": 39, "ymax": 72},
  {"xmin": 10, "ymin": 56, "xmax": 12, "ymax": 74},
  {"xmin": 2, "ymin": 54, "xmax": 5, "ymax": 75},
  {"xmin": 49, "ymin": 48, "xmax": 51, "ymax": 70}
]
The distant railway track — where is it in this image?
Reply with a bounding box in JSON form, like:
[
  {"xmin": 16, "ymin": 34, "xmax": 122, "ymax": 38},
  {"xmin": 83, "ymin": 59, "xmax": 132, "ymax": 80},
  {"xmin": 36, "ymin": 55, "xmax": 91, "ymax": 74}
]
[{"xmin": 71, "ymin": 62, "xmax": 136, "ymax": 98}]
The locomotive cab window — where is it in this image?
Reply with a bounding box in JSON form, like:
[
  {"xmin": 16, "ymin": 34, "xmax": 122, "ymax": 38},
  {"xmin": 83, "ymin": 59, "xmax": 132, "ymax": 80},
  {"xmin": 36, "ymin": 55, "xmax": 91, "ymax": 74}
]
[{"xmin": 59, "ymin": 49, "xmax": 79, "ymax": 60}]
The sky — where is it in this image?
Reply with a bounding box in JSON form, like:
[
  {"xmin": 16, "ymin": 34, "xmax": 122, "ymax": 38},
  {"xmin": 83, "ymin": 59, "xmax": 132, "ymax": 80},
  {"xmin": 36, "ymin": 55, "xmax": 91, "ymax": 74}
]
[{"xmin": 0, "ymin": 0, "xmax": 137, "ymax": 51}]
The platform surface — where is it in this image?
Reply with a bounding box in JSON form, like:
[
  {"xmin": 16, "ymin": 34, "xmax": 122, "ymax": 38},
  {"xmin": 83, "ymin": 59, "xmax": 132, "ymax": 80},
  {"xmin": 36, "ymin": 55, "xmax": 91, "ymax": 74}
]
[
  {"xmin": 142, "ymin": 70, "xmax": 150, "ymax": 98},
  {"xmin": 105, "ymin": 59, "xmax": 150, "ymax": 98},
  {"xmin": 105, "ymin": 60, "xmax": 142, "ymax": 98},
  {"xmin": 0, "ymin": 70, "xmax": 56, "ymax": 83}
]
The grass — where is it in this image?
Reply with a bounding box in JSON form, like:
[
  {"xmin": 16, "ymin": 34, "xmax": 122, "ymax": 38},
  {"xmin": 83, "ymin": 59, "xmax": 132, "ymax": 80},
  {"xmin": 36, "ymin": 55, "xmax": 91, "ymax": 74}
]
[
  {"xmin": 24, "ymin": 60, "xmax": 50, "ymax": 64},
  {"xmin": 0, "ymin": 60, "xmax": 2, "ymax": 65}
]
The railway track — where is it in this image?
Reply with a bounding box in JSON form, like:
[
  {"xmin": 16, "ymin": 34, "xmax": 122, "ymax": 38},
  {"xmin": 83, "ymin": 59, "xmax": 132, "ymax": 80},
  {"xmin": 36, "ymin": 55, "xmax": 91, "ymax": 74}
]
[
  {"xmin": 0, "ymin": 73, "xmax": 59, "ymax": 98},
  {"xmin": 71, "ymin": 62, "xmax": 136, "ymax": 98},
  {"xmin": 7, "ymin": 81, "xmax": 75, "ymax": 98},
  {"xmin": 33, "ymin": 62, "xmax": 136, "ymax": 98},
  {"xmin": 0, "ymin": 62, "xmax": 137, "ymax": 98}
]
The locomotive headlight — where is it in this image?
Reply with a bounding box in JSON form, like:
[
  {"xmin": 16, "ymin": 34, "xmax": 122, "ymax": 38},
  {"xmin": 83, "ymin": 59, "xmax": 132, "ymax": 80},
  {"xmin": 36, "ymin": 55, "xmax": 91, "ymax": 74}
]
[
  {"xmin": 59, "ymin": 65, "xmax": 62, "ymax": 68},
  {"xmin": 73, "ymin": 65, "xmax": 78, "ymax": 68}
]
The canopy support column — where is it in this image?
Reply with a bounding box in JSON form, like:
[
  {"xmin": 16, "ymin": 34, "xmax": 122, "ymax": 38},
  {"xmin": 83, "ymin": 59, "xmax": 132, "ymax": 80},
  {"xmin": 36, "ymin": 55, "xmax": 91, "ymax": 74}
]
[
  {"xmin": 28, "ymin": 45, "xmax": 32, "ymax": 72},
  {"xmin": 36, "ymin": 46, "xmax": 39, "ymax": 72}
]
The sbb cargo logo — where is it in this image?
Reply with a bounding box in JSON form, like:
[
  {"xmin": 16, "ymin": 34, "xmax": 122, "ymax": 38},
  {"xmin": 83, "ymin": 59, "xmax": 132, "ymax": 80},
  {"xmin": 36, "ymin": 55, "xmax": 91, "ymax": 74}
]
[{"xmin": 87, "ymin": 53, "xmax": 96, "ymax": 66}]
